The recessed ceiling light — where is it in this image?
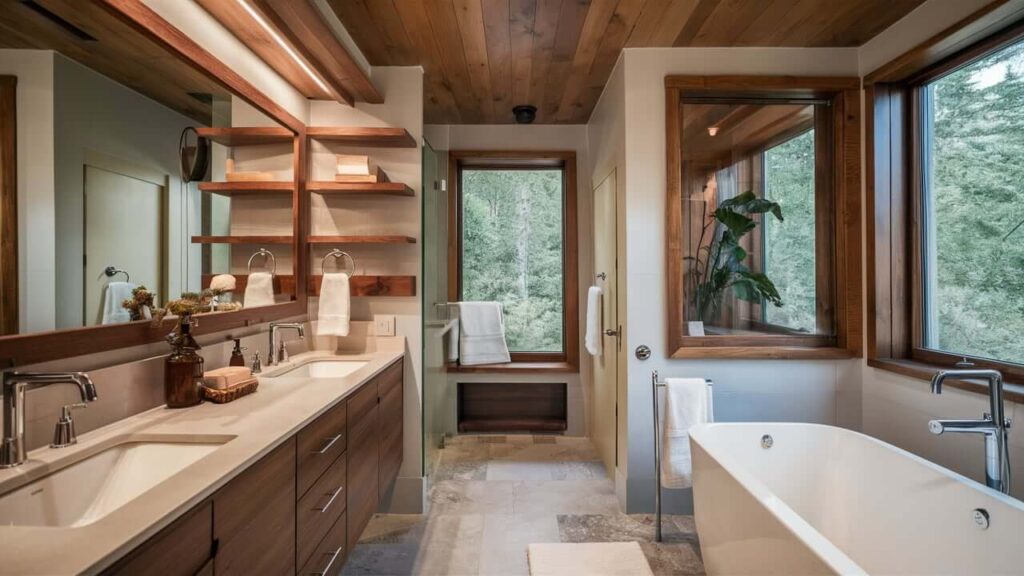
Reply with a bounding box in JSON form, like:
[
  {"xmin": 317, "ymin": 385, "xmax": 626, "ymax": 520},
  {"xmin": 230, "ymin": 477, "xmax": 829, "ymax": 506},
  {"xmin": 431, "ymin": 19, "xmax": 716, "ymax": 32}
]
[
  {"xmin": 708, "ymin": 126, "xmax": 719, "ymax": 137},
  {"xmin": 235, "ymin": 0, "xmax": 332, "ymax": 95}
]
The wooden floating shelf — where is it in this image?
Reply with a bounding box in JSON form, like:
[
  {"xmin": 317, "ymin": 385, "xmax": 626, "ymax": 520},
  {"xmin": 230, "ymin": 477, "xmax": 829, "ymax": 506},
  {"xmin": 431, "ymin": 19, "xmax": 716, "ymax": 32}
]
[
  {"xmin": 201, "ymin": 275, "xmax": 416, "ymax": 297},
  {"xmin": 198, "ymin": 181, "xmax": 295, "ymax": 196},
  {"xmin": 307, "ymin": 181, "xmax": 414, "ymax": 196},
  {"xmin": 191, "ymin": 236, "xmax": 294, "ymax": 244},
  {"xmin": 307, "ymin": 127, "xmax": 416, "ymax": 148},
  {"xmin": 197, "ymin": 127, "xmax": 293, "ymax": 146},
  {"xmin": 308, "ymin": 235, "xmax": 416, "ymax": 244},
  {"xmin": 311, "ymin": 275, "xmax": 415, "ymax": 297}
]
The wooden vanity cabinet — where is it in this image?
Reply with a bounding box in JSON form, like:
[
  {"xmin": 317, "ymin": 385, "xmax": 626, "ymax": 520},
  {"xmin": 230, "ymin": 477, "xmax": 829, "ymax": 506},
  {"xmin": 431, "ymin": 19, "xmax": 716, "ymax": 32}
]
[
  {"xmin": 107, "ymin": 358, "xmax": 404, "ymax": 576},
  {"xmin": 103, "ymin": 500, "xmax": 215, "ymax": 576},
  {"xmin": 214, "ymin": 438, "xmax": 297, "ymax": 575}
]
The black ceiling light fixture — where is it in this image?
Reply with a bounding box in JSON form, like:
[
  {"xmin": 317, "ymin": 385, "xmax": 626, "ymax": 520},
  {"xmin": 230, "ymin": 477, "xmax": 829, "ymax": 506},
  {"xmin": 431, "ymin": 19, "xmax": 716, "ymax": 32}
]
[{"xmin": 513, "ymin": 105, "xmax": 537, "ymax": 124}]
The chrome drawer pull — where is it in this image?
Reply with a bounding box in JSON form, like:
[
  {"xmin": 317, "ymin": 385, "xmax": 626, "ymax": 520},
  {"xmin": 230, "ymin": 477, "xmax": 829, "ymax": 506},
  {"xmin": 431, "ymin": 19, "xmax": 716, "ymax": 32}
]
[
  {"xmin": 314, "ymin": 434, "xmax": 342, "ymax": 454},
  {"xmin": 310, "ymin": 547, "xmax": 343, "ymax": 576},
  {"xmin": 314, "ymin": 484, "xmax": 344, "ymax": 513}
]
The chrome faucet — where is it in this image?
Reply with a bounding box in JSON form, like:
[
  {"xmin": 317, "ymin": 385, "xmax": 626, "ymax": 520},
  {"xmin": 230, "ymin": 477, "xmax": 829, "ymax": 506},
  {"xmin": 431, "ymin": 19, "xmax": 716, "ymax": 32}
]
[
  {"xmin": 268, "ymin": 322, "xmax": 305, "ymax": 366},
  {"xmin": 929, "ymin": 369, "xmax": 1011, "ymax": 495},
  {"xmin": 1, "ymin": 371, "xmax": 98, "ymax": 468}
]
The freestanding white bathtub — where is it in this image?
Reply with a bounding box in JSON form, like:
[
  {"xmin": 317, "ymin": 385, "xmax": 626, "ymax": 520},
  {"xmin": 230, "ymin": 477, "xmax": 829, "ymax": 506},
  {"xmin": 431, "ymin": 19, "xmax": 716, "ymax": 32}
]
[{"xmin": 690, "ymin": 423, "xmax": 1024, "ymax": 575}]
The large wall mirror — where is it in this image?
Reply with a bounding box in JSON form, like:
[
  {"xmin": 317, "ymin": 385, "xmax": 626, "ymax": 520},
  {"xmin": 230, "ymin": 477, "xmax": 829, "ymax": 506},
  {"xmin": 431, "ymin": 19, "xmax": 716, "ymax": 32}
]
[
  {"xmin": 665, "ymin": 76, "xmax": 863, "ymax": 359},
  {"xmin": 0, "ymin": 1, "xmax": 304, "ymax": 363}
]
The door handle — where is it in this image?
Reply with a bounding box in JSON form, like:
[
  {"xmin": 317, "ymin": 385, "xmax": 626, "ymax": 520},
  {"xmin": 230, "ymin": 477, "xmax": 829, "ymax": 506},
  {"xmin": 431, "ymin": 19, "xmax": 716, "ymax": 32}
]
[{"xmin": 604, "ymin": 329, "xmax": 619, "ymax": 337}]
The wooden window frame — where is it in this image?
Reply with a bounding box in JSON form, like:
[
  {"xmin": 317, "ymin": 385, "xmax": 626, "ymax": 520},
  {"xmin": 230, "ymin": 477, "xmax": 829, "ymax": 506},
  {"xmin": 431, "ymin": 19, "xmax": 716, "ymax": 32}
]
[
  {"xmin": 665, "ymin": 75, "xmax": 863, "ymax": 360},
  {"xmin": 867, "ymin": 16, "xmax": 1024, "ymax": 402},
  {"xmin": 0, "ymin": 76, "xmax": 16, "ymax": 336},
  {"xmin": 447, "ymin": 150, "xmax": 579, "ymax": 372}
]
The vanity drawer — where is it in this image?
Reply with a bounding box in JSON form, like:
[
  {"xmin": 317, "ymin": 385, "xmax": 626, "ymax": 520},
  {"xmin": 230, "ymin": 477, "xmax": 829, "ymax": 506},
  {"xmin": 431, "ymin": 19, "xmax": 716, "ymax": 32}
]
[
  {"xmin": 297, "ymin": 452, "xmax": 347, "ymax": 570},
  {"xmin": 297, "ymin": 400, "xmax": 347, "ymax": 499},
  {"xmin": 298, "ymin": 512, "xmax": 347, "ymax": 576}
]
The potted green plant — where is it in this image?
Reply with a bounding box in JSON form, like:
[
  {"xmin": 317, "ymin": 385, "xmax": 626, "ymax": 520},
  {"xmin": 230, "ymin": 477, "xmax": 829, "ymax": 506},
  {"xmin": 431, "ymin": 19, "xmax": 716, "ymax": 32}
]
[{"xmin": 685, "ymin": 190, "xmax": 785, "ymax": 331}]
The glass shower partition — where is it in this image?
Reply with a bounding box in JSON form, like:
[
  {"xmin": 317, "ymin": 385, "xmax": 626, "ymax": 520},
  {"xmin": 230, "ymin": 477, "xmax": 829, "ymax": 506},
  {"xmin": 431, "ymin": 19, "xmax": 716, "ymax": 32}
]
[{"xmin": 421, "ymin": 139, "xmax": 453, "ymax": 481}]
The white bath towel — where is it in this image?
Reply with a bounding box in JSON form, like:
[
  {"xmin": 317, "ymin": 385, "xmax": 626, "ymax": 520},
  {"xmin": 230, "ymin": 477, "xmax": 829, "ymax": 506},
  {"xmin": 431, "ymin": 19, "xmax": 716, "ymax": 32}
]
[
  {"xmin": 661, "ymin": 377, "xmax": 713, "ymax": 489},
  {"xmin": 456, "ymin": 302, "xmax": 511, "ymax": 366},
  {"xmin": 101, "ymin": 281, "xmax": 135, "ymax": 324},
  {"xmin": 317, "ymin": 272, "xmax": 351, "ymax": 337},
  {"xmin": 243, "ymin": 272, "xmax": 275, "ymax": 308},
  {"xmin": 585, "ymin": 285, "xmax": 603, "ymax": 356}
]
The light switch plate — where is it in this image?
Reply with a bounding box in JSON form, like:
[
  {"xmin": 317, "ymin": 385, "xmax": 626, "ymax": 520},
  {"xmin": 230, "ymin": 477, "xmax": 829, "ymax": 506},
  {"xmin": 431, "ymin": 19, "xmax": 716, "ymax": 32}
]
[{"xmin": 374, "ymin": 314, "xmax": 396, "ymax": 337}]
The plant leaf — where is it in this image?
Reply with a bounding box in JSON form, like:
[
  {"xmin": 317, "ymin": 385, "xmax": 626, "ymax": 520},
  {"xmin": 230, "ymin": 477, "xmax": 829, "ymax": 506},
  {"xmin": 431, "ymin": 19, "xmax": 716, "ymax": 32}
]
[{"xmin": 714, "ymin": 209, "xmax": 756, "ymax": 237}]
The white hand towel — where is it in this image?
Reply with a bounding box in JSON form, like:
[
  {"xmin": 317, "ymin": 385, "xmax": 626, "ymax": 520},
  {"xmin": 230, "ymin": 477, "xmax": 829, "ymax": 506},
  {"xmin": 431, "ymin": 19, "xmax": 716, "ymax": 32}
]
[
  {"xmin": 661, "ymin": 378, "xmax": 713, "ymax": 489},
  {"xmin": 317, "ymin": 272, "xmax": 351, "ymax": 337},
  {"xmin": 457, "ymin": 302, "xmax": 511, "ymax": 366},
  {"xmin": 585, "ymin": 286, "xmax": 602, "ymax": 356},
  {"xmin": 243, "ymin": 272, "xmax": 275, "ymax": 308},
  {"xmin": 101, "ymin": 281, "xmax": 135, "ymax": 324}
]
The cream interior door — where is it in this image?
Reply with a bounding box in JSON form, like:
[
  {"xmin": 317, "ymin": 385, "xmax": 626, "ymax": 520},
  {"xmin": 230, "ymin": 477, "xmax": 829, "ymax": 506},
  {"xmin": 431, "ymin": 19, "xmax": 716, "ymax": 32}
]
[
  {"xmin": 592, "ymin": 170, "xmax": 618, "ymax": 477},
  {"xmin": 84, "ymin": 165, "xmax": 164, "ymax": 325}
]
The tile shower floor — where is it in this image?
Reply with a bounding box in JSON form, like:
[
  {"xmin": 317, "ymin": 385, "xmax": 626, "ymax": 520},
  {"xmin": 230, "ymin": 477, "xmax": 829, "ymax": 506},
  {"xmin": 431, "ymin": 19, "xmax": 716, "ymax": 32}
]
[{"xmin": 343, "ymin": 435, "xmax": 705, "ymax": 576}]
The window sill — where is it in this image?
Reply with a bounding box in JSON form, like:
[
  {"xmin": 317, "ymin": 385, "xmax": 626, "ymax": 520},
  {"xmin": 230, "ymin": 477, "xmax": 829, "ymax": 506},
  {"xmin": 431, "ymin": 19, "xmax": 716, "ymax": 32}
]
[
  {"xmin": 867, "ymin": 358, "xmax": 1024, "ymax": 404},
  {"xmin": 445, "ymin": 361, "xmax": 577, "ymax": 374},
  {"xmin": 671, "ymin": 346, "xmax": 856, "ymax": 360}
]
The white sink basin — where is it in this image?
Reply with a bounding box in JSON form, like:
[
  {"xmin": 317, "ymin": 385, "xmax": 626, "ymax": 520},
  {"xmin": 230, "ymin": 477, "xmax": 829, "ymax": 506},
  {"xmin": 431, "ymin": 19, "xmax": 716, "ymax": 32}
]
[
  {"xmin": 0, "ymin": 437, "xmax": 231, "ymax": 528},
  {"xmin": 271, "ymin": 360, "xmax": 368, "ymax": 379}
]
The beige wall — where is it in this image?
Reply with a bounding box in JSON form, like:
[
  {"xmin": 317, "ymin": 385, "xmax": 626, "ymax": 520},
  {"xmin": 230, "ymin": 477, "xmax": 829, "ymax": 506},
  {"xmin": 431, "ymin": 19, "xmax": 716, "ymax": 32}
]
[
  {"xmin": 425, "ymin": 123, "xmax": 594, "ymax": 438},
  {"xmin": 602, "ymin": 46, "xmax": 864, "ymax": 513}
]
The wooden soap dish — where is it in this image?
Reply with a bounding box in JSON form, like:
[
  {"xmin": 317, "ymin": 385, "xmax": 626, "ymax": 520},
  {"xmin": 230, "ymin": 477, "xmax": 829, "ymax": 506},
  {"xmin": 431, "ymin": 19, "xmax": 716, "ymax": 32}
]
[{"xmin": 202, "ymin": 377, "xmax": 258, "ymax": 404}]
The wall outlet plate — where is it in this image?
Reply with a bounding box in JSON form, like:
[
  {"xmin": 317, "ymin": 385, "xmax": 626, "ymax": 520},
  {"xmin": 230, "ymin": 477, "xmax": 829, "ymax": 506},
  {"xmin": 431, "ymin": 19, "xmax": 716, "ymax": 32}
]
[{"xmin": 374, "ymin": 314, "xmax": 397, "ymax": 337}]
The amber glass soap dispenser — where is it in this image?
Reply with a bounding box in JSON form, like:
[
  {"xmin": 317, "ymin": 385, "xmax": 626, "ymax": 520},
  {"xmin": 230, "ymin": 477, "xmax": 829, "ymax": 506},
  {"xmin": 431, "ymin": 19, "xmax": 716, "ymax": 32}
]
[{"xmin": 165, "ymin": 312, "xmax": 204, "ymax": 408}]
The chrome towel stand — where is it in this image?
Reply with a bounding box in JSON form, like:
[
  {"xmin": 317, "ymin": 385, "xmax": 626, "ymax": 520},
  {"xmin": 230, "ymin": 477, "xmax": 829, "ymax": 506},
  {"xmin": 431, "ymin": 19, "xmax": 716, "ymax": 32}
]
[
  {"xmin": 652, "ymin": 369, "xmax": 713, "ymax": 542},
  {"xmin": 247, "ymin": 248, "xmax": 277, "ymax": 276},
  {"xmin": 321, "ymin": 249, "xmax": 356, "ymax": 275}
]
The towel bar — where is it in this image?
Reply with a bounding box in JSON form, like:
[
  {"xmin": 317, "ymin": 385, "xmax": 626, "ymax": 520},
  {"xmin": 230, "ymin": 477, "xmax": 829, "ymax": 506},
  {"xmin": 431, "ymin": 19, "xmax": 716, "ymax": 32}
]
[{"xmin": 652, "ymin": 369, "xmax": 712, "ymax": 542}]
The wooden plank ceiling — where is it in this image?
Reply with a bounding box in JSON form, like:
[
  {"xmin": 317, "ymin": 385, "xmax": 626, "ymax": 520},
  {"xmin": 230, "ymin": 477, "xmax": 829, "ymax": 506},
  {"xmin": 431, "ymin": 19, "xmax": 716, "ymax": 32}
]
[
  {"xmin": 328, "ymin": 0, "xmax": 927, "ymax": 124},
  {"xmin": 0, "ymin": 0, "xmax": 229, "ymax": 125}
]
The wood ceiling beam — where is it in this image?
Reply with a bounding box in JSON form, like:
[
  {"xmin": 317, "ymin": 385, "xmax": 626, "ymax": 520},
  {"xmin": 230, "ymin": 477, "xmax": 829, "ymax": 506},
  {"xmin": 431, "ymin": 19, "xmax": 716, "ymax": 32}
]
[
  {"xmin": 253, "ymin": 0, "xmax": 383, "ymax": 104},
  {"xmin": 193, "ymin": 0, "xmax": 342, "ymax": 103}
]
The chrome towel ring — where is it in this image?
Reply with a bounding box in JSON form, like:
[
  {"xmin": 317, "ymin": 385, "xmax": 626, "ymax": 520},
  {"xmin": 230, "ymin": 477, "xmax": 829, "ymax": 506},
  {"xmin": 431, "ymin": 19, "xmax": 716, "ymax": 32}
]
[
  {"xmin": 101, "ymin": 266, "xmax": 130, "ymax": 283},
  {"xmin": 247, "ymin": 248, "xmax": 277, "ymax": 276},
  {"xmin": 321, "ymin": 249, "xmax": 356, "ymax": 276}
]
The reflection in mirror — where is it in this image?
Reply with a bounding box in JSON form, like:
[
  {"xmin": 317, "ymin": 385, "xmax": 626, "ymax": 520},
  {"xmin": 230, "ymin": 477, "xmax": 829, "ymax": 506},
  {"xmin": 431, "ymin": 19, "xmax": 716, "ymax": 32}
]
[
  {"xmin": 680, "ymin": 99, "xmax": 835, "ymax": 339},
  {"xmin": 0, "ymin": 1, "xmax": 294, "ymax": 336}
]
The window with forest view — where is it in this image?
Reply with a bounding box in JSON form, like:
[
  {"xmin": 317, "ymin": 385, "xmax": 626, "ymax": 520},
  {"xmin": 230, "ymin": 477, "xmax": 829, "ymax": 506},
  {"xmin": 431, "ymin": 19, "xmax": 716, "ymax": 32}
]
[
  {"xmin": 921, "ymin": 38, "xmax": 1024, "ymax": 365},
  {"xmin": 763, "ymin": 130, "xmax": 816, "ymax": 333},
  {"xmin": 459, "ymin": 168, "xmax": 565, "ymax": 353}
]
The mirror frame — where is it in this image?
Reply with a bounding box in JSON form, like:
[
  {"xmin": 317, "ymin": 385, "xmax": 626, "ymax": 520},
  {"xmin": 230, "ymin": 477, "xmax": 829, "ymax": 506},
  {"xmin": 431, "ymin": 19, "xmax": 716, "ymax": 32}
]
[
  {"xmin": 0, "ymin": 0, "xmax": 309, "ymax": 366},
  {"xmin": 664, "ymin": 75, "xmax": 863, "ymax": 360}
]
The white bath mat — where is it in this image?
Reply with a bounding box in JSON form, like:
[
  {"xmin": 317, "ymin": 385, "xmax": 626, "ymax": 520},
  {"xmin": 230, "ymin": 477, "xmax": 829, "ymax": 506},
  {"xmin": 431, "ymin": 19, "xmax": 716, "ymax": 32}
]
[{"xmin": 527, "ymin": 542, "xmax": 654, "ymax": 576}]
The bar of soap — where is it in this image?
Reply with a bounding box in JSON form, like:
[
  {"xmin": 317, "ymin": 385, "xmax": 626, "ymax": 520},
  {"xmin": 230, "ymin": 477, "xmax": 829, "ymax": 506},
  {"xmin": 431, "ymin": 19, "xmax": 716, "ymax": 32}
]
[{"xmin": 204, "ymin": 366, "xmax": 253, "ymax": 390}]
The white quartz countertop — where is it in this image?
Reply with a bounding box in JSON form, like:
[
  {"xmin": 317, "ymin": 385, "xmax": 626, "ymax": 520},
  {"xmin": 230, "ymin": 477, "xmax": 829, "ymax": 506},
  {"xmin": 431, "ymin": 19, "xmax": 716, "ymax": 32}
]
[{"xmin": 0, "ymin": 347, "xmax": 405, "ymax": 575}]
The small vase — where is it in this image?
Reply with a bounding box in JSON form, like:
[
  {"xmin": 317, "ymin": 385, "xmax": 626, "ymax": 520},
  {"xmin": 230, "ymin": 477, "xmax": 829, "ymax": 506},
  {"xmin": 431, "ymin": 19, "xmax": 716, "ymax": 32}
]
[{"xmin": 687, "ymin": 321, "xmax": 705, "ymax": 337}]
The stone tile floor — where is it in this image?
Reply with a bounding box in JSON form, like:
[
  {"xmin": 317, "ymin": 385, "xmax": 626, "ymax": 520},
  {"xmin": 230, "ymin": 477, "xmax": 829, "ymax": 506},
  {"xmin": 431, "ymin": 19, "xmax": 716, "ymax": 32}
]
[{"xmin": 343, "ymin": 434, "xmax": 705, "ymax": 576}]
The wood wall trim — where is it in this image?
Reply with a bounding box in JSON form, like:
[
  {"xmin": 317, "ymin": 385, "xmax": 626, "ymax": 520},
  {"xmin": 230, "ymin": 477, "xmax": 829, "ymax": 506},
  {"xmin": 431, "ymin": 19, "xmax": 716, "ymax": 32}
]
[
  {"xmin": 665, "ymin": 75, "xmax": 861, "ymax": 93},
  {"xmin": 97, "ymin": 0, "xmax": 305, "ymax": 134},
  {"xmin": 0, "ymin": 76, "xmax": 16, "ymax": 336},
  {"xmin": 0, "ymin": 1, "xmax": 310, "ymax": 366},
  {"xmin": 864, "ymin": 0, "xmax": 1024, "ymax": 85},
  {"xmin": 665, "ymin": 75, "xmax": 862, "ymax": 360},
  {"xmin": 447, "ymin": 150, "xmax": 580, "ymax": 370}
]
